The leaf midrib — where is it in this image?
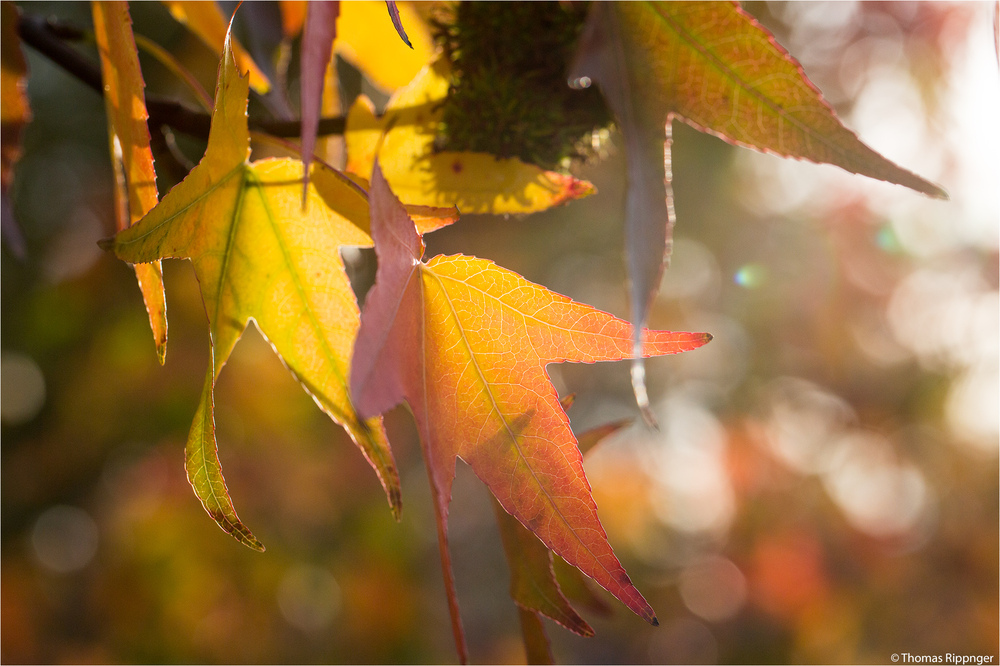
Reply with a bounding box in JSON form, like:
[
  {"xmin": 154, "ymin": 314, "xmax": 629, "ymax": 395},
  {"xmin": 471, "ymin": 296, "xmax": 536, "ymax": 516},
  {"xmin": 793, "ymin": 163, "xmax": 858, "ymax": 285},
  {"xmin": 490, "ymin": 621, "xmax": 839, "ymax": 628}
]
[
  {"xmin": 115, "ymin": 164, "xmax": 245, "ymax": 249},
  {"xmin": 423, "ymin": 263, "xmax": 620, "ymax": 587},
  {"xmin": 644, "ymin": 2, "xmax": 848, "ymax": 159},
  {"xmin": 242, "ymin": 169, "xmax": 353, "ymax": 426}
]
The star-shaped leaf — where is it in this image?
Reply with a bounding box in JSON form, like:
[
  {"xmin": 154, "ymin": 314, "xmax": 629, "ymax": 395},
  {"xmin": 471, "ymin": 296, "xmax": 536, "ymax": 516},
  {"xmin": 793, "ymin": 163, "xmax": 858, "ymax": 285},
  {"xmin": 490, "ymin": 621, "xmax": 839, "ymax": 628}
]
[
  {"xmin": 351, "ymin": 161, "xmax": 711, "ymax": 659},
  {"xmin": 103, "ymin": 22, "xmax": 455, "ymax": 550},
  {"xmin": 569, "ymin": 1, "xmax": 946, "ymax": 420}
]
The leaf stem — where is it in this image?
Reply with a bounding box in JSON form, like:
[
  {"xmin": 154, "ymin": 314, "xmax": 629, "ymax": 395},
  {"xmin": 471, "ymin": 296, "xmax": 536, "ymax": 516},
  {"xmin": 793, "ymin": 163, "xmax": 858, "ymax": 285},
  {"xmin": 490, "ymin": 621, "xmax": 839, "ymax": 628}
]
[{"xmin": 425, "ymin": 471, "xmax": 469, "ymax": 663}]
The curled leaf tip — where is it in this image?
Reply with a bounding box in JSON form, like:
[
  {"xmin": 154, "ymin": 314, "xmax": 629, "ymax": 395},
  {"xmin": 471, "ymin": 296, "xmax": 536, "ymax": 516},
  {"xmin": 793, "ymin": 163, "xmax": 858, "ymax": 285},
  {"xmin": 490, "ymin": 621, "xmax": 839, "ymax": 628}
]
[
  {"xmin": 388, "ymin": 488, "xmax": 403, "ymax": 522},
  {"xmin": 550, "ymin": 174, "xmax": 596, "ymax": 207},
  {"xmin": 97, "ymin": 237, "xmax": 114, "ymax": 251},
  {"xmin": 651, "ymin": 615, "xmax": 660, "ymax": 627}
]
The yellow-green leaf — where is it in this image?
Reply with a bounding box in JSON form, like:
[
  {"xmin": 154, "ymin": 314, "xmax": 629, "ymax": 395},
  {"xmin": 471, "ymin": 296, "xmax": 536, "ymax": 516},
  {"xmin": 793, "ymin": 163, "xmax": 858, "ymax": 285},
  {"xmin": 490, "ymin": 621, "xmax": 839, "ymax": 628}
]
[
  {"xmin": 103, "ymin": 25, "xmax": 439, "ymax": 549},
  {"xmin": 345, "ymin": 57, "xmax": 595, "ymax": 215}
]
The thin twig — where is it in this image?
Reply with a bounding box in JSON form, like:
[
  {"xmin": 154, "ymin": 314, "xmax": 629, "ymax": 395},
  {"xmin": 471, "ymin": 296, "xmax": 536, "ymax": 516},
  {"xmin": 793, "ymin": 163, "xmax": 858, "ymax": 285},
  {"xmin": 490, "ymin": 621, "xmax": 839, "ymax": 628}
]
[{"xmin": 16, "ymin": 13, "xmax": 346, "ymax": 140}]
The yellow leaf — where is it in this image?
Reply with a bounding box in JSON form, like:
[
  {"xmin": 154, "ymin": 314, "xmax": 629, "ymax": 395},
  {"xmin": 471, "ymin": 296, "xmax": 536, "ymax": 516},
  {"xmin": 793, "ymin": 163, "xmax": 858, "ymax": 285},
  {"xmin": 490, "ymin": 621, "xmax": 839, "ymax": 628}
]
[
  {"xmin": 335, "ymin": 1, "xmax": 434, "ymax": 92},
  {"xmin": 345, "ymin": 57, "xmax": 595, "ymax": 215},
  {"xmin": 103, "ymin": 26, "xmax": 452, "ymax": 549},
  {"xmin": 92, "ymin": 1, "xmax": 168, "ymax": 363}
]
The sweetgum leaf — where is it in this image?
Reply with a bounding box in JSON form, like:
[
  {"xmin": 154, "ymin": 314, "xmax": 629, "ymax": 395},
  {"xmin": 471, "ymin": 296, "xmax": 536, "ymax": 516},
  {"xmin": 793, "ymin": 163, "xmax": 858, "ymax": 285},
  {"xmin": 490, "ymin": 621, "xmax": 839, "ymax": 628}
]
[
  {"xmin": 351, "ymin": 161, "xmax": 712, "ymax": 659},
  {"xmin": 569, "ymin": 1, "xmax": 946, "ymax": 419},
  {"xmin": 92, "ymin": 1, "xmax": 168, "ymax": 364},
  {"xmin": 493, "ymin": 496, "xmax": 593, "ymax": 638},
  {"xmin": 345, "ymin": 57, "xmax": 595, "ymax": 215},
  {"xmin": 104, "ymin": 23, "xmax": 456, "ymax": 549},
  {"xmin": 496, "ymin": 417, "xmax": 631, "ymax": 656}
]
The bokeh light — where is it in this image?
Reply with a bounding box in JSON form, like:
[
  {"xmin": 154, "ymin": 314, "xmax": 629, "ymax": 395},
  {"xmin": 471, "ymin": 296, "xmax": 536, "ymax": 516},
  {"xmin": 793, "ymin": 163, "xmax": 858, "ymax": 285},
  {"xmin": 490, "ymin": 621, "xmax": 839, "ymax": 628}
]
[
  {"xmin": 1, "ymin": 350, "xmax": 46, "ymax": 424},
  {"xmin": 31, "ymin": 505, "xmax": 99, "ymax": 573},
  {"xmin": 2, "ymin": 2, "xmax": 996, "ymax": 664}
]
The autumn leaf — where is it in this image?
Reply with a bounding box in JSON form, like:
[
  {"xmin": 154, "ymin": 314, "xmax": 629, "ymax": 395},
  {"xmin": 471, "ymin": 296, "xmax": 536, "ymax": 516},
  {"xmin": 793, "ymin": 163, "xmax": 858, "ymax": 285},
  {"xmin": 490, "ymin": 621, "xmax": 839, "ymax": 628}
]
[
  {"xmin": 162, "ymin": 0, "xmax": 271, "ymax": 93},
  {"xmin": 1, "ymin": 0, "xmax": 29, "ymax": 257},
  {"xmin": 351, "ymin": 161, "xmax": 712, "ymax": 659},
  {"xmin": 496, "ymin": 415, "xmax": 632, "ymax": 659},
  {"xmin": 569, "ymin": 1, "xmax": 947, "ymax": 421},
  {"xmin": 102, "ymin": 23, "xmax": 456, "ymax": 550},
  {"xmin": 494, "ymin": 495, "xmax": 593, "ymax": 638},
  {"xmin": 345, "ymin": 56, "xmax": 595, "ymax": 215},
  {"xmin": 92, "ymin": 1, "xmax": 168, "ymax": 365}
]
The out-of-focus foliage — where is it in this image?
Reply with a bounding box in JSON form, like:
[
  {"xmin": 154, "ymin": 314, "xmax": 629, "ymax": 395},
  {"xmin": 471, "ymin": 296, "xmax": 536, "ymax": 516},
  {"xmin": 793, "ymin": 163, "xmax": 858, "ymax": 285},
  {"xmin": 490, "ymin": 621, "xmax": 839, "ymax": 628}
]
[{"xmin": 1, "ymin": 2, "xmax": 997, "ymax": 664}]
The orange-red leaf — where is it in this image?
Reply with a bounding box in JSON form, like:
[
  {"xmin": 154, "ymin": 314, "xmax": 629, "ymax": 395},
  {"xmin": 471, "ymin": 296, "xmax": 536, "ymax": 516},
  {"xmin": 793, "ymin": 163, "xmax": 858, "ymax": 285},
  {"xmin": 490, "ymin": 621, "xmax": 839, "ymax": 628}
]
[
  {"xmin": 92, "ymin": 1, "xmax": 168, "ymax": 364},
  {"xmin": 351, "ymin": 162, "xmax": 712, "ymax": 652},
  {"xmin": 493, "ymin": 496, "xmax": 593, "ymax": 637}
]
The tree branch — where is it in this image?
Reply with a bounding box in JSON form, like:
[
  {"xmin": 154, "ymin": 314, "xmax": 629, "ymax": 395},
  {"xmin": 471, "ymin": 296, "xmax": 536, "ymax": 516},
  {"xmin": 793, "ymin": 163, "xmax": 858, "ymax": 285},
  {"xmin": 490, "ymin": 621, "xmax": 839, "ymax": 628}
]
[{"xmin": 16, "ymin": 13, "xmax": 347, "ymax": 141}]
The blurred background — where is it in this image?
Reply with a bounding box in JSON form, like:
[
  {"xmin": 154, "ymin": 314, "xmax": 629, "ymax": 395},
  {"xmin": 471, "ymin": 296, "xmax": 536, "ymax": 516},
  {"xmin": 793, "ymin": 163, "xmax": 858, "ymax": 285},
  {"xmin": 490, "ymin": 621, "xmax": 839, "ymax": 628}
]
[{"xmin": 2, "ymin": 1, "xmax": 997, "ymax": 663}]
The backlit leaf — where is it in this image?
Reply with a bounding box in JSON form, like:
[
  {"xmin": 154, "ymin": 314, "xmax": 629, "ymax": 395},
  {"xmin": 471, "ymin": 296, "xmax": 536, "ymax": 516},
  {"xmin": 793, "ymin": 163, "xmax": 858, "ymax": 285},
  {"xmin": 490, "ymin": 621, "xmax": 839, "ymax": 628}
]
[
  {"xmin": 569, "ymin": 1, "xmax": 946, "ymax": 419},
  {"xmin": 493, "ymin": 496, "xmax": 593, "ymax": 638},
  {"xmin": 345, "ymin": 57, "xmax": 595, "ymax": 215},
  {"xmin": 351, "ymin": 161, "xmax": 712, "ymax": 657},
  {"xmin": 496, "ymin": 417, "xmax": 630, "ymax": 654},
  {"xmin": 103, "ymin": 24, "xmax": 454, "ymax": 549},
  {"xmin": 92, "ymin": 1, "xmax": 168, "ymax": 364}
]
